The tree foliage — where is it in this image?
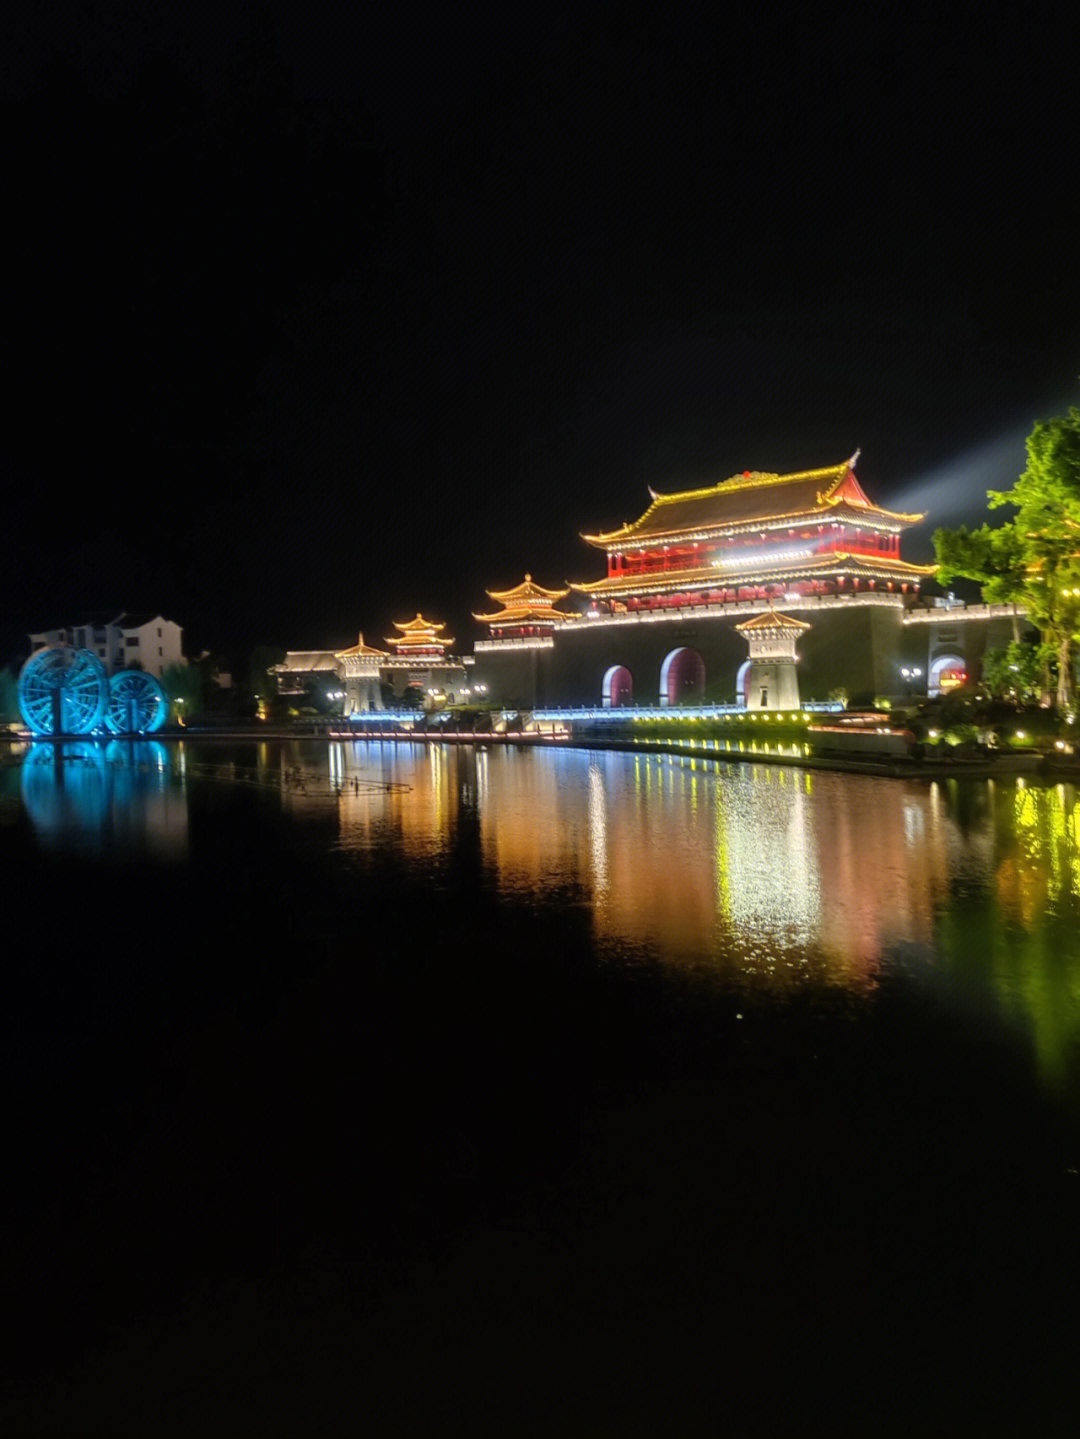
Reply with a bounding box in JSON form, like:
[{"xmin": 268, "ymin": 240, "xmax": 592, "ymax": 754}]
[
  {"xmin": 934, "ymin": 398, "xmax": 1080, "ymax": 705},
  {"xmin": 248, "ymin": 646, "xmax": 286, "ymax": 703},
  {"xmin": 981, "ymin": 639, "xmax": 1053, "ymax": 702},
  {"xmin": 160, "ymin": 661, "xmax": 209, "ymax": 717},
  {"xmin": 933, "ymin": 523, "xmax": 1027, "ymax": 617},
  {"xmin": 0, "ymin": 665, "xmax": 20, "ymax": 725}
]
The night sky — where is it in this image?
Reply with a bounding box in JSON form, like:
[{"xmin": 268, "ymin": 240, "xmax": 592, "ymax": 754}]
[{"xmin": 5, "ymin": 4, "xmax": 1078, "ymax": 666}]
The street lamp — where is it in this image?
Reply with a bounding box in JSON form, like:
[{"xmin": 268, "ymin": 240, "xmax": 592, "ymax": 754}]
[{"xmin": 900, "ymin": 665, "xmax": 923, "ymax": 697}]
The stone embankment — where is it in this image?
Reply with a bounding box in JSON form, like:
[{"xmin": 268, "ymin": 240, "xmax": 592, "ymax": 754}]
[{"xmin": 4, "ymin": 721, "xmax": 1078, "ymax": 783}]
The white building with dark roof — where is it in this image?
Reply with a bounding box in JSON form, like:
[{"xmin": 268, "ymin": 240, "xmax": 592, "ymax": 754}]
[{"xmin": 29, "ymin": 614, "xmax": 184, "ymax": 678}]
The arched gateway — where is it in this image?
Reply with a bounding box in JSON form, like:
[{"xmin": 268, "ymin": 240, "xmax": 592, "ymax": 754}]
[
  {"xmin": 928, "ymin": 653, "xmax": 967, "ymax": 695},
  {"xmin": 659, "ymin": 647, "xmax": 705, "ymax": 706},
  {"xmin": 602, "ymin": 665, "xmax": 634, "ymax": 707},
  {"xmin": 736, "ymin": 659, "xmax": 752, "ymax": 707}
]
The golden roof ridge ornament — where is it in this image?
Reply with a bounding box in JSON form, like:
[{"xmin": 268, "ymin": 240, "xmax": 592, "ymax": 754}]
[{"xmin": 335, "ymin": 630, "xmax": 388, "ymax": 658}]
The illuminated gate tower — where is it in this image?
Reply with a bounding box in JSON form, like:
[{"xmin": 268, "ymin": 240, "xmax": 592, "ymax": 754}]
[
  {"xmin": 734, "ymin": 608, "xmax": 811, "ymax": 710},
  {"xmin": 384, "ymin": 613, "xmax": 469, "ymax": 703},
  {"xmin": 570, "ymin": 452, "xmax": 936, "ymax": 613},
  {"xmin": 471, "ymin": 576, "xmax": 576, "ymax": 708},
  {"xmin": 473, "ymin": 575, "xmax": 574, "ymax": 639}
]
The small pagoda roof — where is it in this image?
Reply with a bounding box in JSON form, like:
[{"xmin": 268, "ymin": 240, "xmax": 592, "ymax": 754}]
[
  {"xmin": 570, "ymin": 551, "xmax": 938, "ymax": 598},
  {"xmin": 582, "ymin": 458, "xmax": 924, "ymax": 548},
  {"xmin": 473, "ymin": 574, "xmax": 574, "ymax": 624},
  {"xmin": 735, "ymin": 607, "xmax": 812, "ymax": 633},
  {"xmin": 386, "ymin": 613, "xmax": 454, "ymax": 648},
  {"xmin": 335, "ymin": 631, "xmax": 387, "ymax": 659}
]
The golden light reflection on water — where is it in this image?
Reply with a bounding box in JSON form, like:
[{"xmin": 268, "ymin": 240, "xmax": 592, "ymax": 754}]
[
  {"xmin": 321, "ymin": 745, "xmax": 952, "ymax": 975},
  {"xmin": 310, "ymin": 743, "xmax": 1080, "ymax": 1082},
  {"xmin": 126, "ymin": 739, "xmax": 1077, "ymax": 1067},
  {"xmin": 14, "ymin": 739, "xmax": 1079, "ymax": 1086},
  {"xmin": 328, "ymin": 740, "xmax": 467, "ymax": 862}
]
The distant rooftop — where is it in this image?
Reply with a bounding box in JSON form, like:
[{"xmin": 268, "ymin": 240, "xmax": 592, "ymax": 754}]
[{"xmin": 271, "ymin": 651, "xmax": 341, "ymax": 674}]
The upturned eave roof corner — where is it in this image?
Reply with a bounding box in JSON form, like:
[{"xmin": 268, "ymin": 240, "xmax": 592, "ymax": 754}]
[
  {"xmin": 484, "ymin": 574, "xmax": 570, "ymax": 604},
  {"xmin": 581, "ymin": 460, "xmax": 928, "ymax": 548}
]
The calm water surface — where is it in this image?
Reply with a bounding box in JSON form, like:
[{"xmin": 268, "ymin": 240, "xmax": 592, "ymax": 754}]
[
  {"xmin": 10, "ymin": 738, "xmax": 1078, "ymax": 1084},
  {"xmin": 4, "ymin": 738, "xmax": 1079, "ymax": 1433}
]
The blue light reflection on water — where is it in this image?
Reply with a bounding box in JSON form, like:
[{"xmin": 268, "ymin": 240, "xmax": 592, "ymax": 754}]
[{"xmin": 19, "ymin": 740, "xmax": 187, "ymax": 860}]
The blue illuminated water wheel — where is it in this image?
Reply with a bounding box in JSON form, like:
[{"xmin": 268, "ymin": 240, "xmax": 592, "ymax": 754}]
[
  {"xmin": 105, "ymin": 670, "xmax": 169, "ymax": 734},
  {"xmin": 17, "ymin": 645, "xmax": 109, "ymax": 735}
]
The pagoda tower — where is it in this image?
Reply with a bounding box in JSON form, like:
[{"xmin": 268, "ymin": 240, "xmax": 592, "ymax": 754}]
[
  {"xmin": 335, "ymin": 632, "xmax": 388, "ymax": 713},
  {"xmin": 472, "ymin": 575, "xmax": 574, "ymax": 640},
  {"xmin": 383, "ymin": 614, "xmax": 469, "ymax": 705},
  {"xmin": 385, "ymin": 613, "xmax": 453, "ymax": 657},
  {"xmin": 734, "ymin": 608, "xmax": 811, "ymax": 710}
]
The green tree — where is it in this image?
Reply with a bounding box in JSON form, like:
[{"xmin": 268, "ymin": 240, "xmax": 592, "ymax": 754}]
[
  {"xmin": 981, "ymin": 638, "xmax": 1051, "ymax": 701},
  {"xmin": 248, "ymin": 645, "xmax": 285, "ymax": 704},
  {"xmin": 934, "ymin": 399, "xmax": 1080, "ymax": 705},
  {"xmin": 0, "ymin": 665, "xmax": 20, "ymax": 725},
  {"xmin": 991, "ymin": 403, "xmax": 1080, "ymax": 706},
  {"xmin": 932, "ymin": 523, "xmax": 1027, "ymax": 640},
  {"xmin": 160, "ymin": 661, "xmax": 208, "ymax": 720}
]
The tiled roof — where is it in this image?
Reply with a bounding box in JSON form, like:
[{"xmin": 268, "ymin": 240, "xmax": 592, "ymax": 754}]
[
  {"xmin": 485, "ymin": 574, "xmax": 568, "ymax": 604},
  {"xmin": 735, "ymin": 608, "xmax": 812, "ymax": 632},
  {"xmin": 75, "ymin": 611, "xmax": 124, "ymax": 628},
  {"xmin": 386, "ymin": 614, "xmax": 453, "ymax": 648},
  {"xmin": 113, "ymin": 613, "xmax": 160, "ymax": 631},
  {"xmin": 474, "ymin": 575, "xmax": 573, "ymax": 624},
  {"xmin": 271, "ymin": 651, "xmax": 341, "ymax": 673},
  {"xmin": 335, "ymin": 631, "xmax": 387, "ymax": 658},
  {"xmin": 391, "ymin": 613, "xmax": 446, "ymax": 634},
  {"xmin": 582, "ymin": 463, "xmax": 924, "ymax": 547}
]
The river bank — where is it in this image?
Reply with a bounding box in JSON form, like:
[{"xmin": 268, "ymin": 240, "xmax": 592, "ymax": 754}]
[{"xmin": 5, "ymin": 725, "xmax": 1079, "ymax": 783}]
